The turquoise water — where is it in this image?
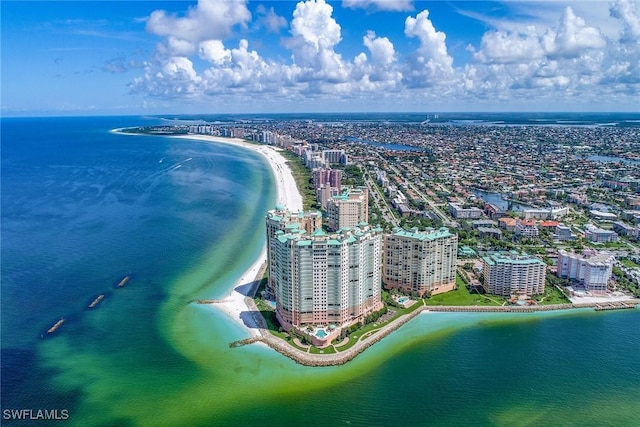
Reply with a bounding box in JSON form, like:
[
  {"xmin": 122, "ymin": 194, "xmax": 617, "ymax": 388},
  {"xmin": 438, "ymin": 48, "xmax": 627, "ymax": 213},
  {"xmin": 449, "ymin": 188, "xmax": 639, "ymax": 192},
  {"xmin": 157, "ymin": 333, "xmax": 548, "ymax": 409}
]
[
  {"xmin": 398, "ymin": 296, "xmax": 409, "ymax": 303},
  {"xmin": 2, "ymin": 117, "xmax": 639, "ymax": 426},
  {"xmin": 315, "ymin": 329, "xmax": 328, "ymax": 338}
]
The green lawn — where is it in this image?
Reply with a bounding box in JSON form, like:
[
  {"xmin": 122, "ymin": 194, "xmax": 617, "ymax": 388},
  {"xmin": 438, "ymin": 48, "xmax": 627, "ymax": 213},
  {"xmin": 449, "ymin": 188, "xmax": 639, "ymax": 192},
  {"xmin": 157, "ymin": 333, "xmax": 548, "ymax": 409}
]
[
  {"xmin": 425, "ymin": 276, "xmax": 506, "ymax": 306},
  {"xmin": 536, "ymin": 284, "xmax": 571, "ymax": 305},
  {"xmin": 619, "ymin": 258, "xmax": 640, "ymax": 268},
  {"xmin": 329, "ymin": 301, "xmax": 423, "ymax": 352},
  {"xmin": 309, "ymin": 345, "xmax": 336, "ymax": 355}
]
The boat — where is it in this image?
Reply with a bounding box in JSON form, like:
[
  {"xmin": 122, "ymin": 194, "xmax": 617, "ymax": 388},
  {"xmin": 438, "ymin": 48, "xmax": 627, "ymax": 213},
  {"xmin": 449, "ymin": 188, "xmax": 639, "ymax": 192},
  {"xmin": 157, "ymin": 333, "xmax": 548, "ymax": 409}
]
[
  {"xmin": 117, "ymin": 275, "xmax": 130, "ymax": 288},
  {"xmin": 88, "ymin": 294, "xmax": 105, "ymax": 308}
]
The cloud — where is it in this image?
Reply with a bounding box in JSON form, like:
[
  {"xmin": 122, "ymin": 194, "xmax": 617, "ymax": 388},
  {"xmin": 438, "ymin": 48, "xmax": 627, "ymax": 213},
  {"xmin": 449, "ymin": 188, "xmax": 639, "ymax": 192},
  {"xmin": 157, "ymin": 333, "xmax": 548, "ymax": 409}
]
[
  {"xmin": 473, "ymin": 26, "xmax": 545, "ymax": 64},
  {"xmin": 363, "ymin": 31, "xmax": 396, "ymax": 66},
  {"xmin": 542, "ymin": 7, "xmax": 606, "ymax": 58},
  {"xmin": 284, "ymin": 0, "xmax": 351, "ymax": 86},
  {"xmin": 255, "ymin": 5, "xmax": 288, "ymax": 33},
  {"xmin": 342, "ymin": 0, "xmax": 413, "ymax": 12},
  {"xmin": 351, "ymin": 31, "xmax": 402, "ymax": 91},
  {"xmin": 288, "ymin": 0, "xmax": 342, "ymax": 52},
  {"xmin": 146, "ymin": 0, "xmax": 251, "ymax": 55},
  {"xmin": 130, "ymin": 0, "xmax": 640, "ymax": 110},
  {"xmin": 605, "ymin": 0, "xmax": 640, "ymax": 84},
  {"xmin": 199, "ymin": 40, "xmax": 231, "ymax": 65},
  {"xmin": 459, "ymin": 5, "xmax": 639, "ymax": 108},
  {"xmin": 610, "ymin": 0, "xmax": 640, "ymax": 44},
  {"xmin": 131, "ymin": 57, "xmax": 202, "ymax": 99},
  {"xmin": 403, "ymin": 9, "xmax": 454, "ymax": 87}
]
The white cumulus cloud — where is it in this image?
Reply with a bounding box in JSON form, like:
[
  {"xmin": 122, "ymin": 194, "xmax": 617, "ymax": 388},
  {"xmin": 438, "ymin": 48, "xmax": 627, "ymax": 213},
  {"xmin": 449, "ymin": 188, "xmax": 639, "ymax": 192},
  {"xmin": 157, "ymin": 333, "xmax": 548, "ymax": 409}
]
[
  {"xmin": 199, "ymin": 40, "xmax": 231, "ymax": 64},
  {"xmin": 473, "ymin": 26, "xmax": 545, "ymax": 64},
  {"xmin": 146, "ymin": 0, "xmax": 251, "ymax": 55},
  {"xmin": 130, "ymin": 0, "xmax": 640, "ymax": 111},
  {"xmin": 403, "ymin": 9, "xmax": 454, "ymax": 87},
  {"xmin": 284, "ymin": 0, "xmax": 351, "ymax": 87},
  {"xmin": 610, "ymin": 0, "xmax": 640, "ymax": 43},
  {"xmin": 543, "ymin": 7, "xmax": 606, "ymax": 58},
  {"xmin": 363, "ymin": 31, "xmax": 396, "ymax": 66}
]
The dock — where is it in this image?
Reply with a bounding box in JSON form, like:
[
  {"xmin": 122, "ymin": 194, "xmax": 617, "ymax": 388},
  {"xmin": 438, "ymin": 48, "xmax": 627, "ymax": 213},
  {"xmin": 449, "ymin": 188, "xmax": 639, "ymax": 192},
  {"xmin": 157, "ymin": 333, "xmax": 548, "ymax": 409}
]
[
  {"xmin": 47, "ymin": 318, "xmax": 65, "ymax": 334},
  {"xmin": 117, "ymin": 275, "xmax": 130, "ymax": 288},
  {"xmin": 594, "ymin": 301, "xmax": 638, "ymax": 311},
  {"xmin": 88, "ymin": 294, "xmax": 105, "ymax": 308}
]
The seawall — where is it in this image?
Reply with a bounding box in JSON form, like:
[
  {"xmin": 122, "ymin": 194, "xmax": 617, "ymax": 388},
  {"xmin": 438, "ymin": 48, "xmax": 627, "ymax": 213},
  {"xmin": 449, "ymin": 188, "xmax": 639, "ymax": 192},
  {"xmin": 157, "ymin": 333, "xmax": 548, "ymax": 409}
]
[{"xmin": 238, "ymin": 299, "xmax": 639, "ymax": 367}]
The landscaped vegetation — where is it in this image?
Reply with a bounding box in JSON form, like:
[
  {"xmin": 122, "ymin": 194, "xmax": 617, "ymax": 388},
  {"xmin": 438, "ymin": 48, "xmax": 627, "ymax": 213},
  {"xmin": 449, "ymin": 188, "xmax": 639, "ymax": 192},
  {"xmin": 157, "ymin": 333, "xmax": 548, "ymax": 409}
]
[
  {"xmin": 425, "ymin": 274, "xmax": 507, "ymax": 306},
  {"xmin": 613, "ymin": 266, "xmax": 640, "ymax": 297},
  {"xmin": 537, "ymin": 276, "xmax": 571, "ymax": 304},
  {"xmin": 619, "ymin": 258, "xmax": 640, "ymax": 268},
  {"xmin": 279, "ymin": 150, "xmax": 318, "ymax": 210}
]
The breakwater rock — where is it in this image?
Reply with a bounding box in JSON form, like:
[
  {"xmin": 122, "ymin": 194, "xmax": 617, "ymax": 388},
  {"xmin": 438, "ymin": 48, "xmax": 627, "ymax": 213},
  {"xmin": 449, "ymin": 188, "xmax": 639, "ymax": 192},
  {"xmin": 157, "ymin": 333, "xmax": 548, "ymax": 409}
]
[{"xmin": 234, "ymin": 300, "xmax": 639, "ymax": 367}]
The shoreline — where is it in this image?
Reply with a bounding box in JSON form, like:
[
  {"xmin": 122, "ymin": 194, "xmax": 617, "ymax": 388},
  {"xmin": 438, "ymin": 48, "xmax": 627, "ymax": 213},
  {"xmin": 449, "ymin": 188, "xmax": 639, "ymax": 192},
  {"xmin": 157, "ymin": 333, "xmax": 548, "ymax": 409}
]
[
  {"xmin": 167, "ymin": 134, "xmax": 303, "ymax": 336},
  {"xmin": 111, "ymin": 128, "xmax": 301, "ymax": 338},
  {"xmin": 233, "ymin": 300, "xmax": 640, "ymax": 367},
  {"xmin": 113, "ymin": 128, "xmax": 640, "ymax": 365}
]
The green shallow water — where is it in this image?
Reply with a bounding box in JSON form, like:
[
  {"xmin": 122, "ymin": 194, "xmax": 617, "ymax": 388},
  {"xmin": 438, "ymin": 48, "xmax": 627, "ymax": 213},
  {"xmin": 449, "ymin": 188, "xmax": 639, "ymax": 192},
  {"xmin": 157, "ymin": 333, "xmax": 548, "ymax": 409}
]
[{"xmin": 43, "ymin": 299, "xmax": 640, "ymax": 426}]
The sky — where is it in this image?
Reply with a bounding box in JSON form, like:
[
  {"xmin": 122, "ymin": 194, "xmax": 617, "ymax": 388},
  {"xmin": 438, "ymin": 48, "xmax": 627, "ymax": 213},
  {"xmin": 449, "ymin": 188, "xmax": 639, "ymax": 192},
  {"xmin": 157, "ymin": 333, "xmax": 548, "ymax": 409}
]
[{"xmin": 1, "ymin": 0, "xmax": 639, "ymax": 116}]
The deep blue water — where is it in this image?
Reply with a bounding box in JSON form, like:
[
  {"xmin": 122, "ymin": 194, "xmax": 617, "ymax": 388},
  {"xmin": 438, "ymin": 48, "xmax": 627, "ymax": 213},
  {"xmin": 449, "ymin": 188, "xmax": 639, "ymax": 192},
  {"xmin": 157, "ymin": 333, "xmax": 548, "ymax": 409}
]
[{"xmin": 1, "ymin": 116, "xmax": 277, "ymax": 418}]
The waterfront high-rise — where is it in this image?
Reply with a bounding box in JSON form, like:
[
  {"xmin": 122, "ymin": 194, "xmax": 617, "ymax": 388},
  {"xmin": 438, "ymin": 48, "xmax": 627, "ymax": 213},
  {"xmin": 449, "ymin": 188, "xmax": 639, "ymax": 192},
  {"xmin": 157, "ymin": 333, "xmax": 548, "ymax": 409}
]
[
  {"xmin": 326, "ymin": 187, "xmax": 369, "ymax": 231},
  {"xmin": 383, "ymin": 227, "xmax": 458, "ymax": 296},
  {"xmin": 482, "ymin": 252, "xmax": 546, "ymax": 296},
  {"xmin": 557, "ymin": 249, "xmax": 615, "ymax": 294},
  {"xmin": 265, "ymin": 206, "xmax": 323, "ymax": 297},
  {"xmin": 269, "ymin": 218, "xmax": 383, "ymax": 342}
]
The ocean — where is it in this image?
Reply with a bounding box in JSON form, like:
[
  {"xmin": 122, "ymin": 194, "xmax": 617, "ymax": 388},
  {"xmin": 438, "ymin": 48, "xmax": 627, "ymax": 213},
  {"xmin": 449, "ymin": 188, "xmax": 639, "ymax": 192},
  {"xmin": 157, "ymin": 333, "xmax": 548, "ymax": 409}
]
[{"xmin": 1, "ymin": 116, "xmax": 639, "ymax": 426}]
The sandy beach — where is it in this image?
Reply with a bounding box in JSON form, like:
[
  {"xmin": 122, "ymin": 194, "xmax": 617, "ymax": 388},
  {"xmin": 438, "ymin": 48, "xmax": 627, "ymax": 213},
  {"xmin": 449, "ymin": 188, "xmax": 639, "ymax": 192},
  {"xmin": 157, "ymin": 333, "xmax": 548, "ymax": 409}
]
[{"xmin": 172, "ymin": 134, "xmax": 303, "ymax": 336}]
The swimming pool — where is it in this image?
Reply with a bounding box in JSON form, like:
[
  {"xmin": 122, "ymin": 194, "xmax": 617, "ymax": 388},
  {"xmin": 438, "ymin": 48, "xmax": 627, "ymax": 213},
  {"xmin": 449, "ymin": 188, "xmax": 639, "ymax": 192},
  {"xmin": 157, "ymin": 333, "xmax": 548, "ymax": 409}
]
[
  {"xmin": 315, "ymin": 329, "xmax": 328, "ymax": 338},
  {"xmin": 398, "ymin": 297, "xmax": 408, "ymax": 304}
]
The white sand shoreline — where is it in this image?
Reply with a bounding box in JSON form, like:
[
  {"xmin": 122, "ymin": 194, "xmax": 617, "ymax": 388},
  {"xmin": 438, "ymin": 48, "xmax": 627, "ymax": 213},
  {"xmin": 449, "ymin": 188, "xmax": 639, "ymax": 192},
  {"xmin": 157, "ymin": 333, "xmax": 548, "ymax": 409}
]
[{"xmin": 170, "ymin": 134, "xmax": 303, "ymax": 336}]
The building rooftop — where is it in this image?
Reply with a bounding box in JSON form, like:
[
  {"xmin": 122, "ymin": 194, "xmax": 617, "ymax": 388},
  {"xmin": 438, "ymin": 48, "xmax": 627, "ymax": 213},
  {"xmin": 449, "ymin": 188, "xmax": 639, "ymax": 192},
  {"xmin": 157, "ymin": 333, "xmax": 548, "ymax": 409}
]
[
  {"xmin": 391, "ymin": 226, "xmax": 454, "ymax": 241},
  {"xmin": 482, "ymin": 252, "xmax": 545, "ymax": 266}
]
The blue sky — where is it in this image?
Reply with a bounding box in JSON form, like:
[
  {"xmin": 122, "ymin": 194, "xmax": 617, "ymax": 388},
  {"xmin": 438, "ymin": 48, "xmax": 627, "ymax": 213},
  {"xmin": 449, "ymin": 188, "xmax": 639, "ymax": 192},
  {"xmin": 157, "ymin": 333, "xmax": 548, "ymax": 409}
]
[{"xmin": 2, "ymin": 0, "xmax": 639, "ymax": 116}]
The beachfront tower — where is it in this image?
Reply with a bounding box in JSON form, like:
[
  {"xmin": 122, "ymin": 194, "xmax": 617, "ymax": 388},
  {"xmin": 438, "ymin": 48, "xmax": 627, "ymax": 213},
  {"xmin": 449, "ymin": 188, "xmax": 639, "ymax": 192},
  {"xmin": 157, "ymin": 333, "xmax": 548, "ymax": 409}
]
[
  {"xmin": 557, "ymin": 249, "xmax": 615, "ymax": 294},
  {"xmin": 482, "ymin": 252, "xmax": 546, "ymax": 296},
  {"xmin": 270, "ymin": 220, "xmax": 383, "ymax": 337},
  {"xmin": 266, "ymin": 206, "xmax": 322, "ymax": 297},
  {"xmin": 326, "ymin": 187, "xmax": 369, "ymax": 231},
  {"xmin": 383, "ymin": 227, "xmax": 458, "ymax": 297}
]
